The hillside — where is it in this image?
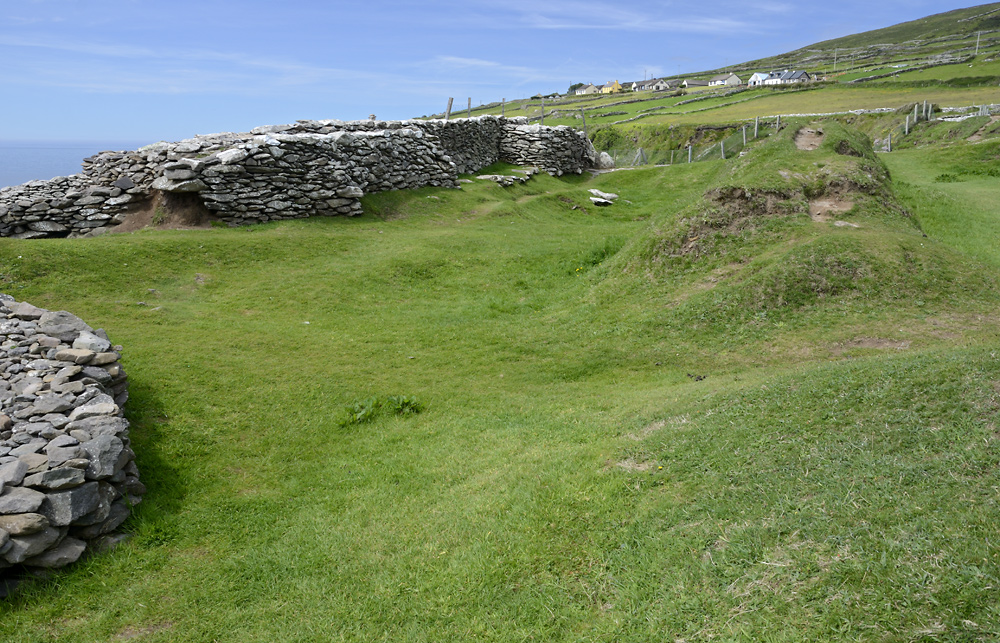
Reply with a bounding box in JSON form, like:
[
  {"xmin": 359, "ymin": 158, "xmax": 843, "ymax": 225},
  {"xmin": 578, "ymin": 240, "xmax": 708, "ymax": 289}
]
[
  {"xmin": 731, "ymin": 2, "xmax": 1000, "ymax": 78},
  {"xmin": 453, "ymin": 2, "xmax": 1000, "ymax": 136},
  {"xmin": 2, "ymin": 113, "xmax": 1000, "ymax": 639}
]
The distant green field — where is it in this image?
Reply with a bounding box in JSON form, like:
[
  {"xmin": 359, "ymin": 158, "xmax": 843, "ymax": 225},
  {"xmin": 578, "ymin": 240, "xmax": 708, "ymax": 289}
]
[{"xmin": 464, "ymin": 83, "xmax": 997, "ymax": 132}]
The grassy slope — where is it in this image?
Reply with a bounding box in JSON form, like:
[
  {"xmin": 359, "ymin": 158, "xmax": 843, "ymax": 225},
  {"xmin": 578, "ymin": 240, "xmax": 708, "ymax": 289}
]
[
  {"xmin": 884, "ymin": 138, "xmax": 1000, "ymax": 267},
  {"xmin": 459, "ymin": 3, "xmax": 1000, "ymax": 133},
  {"xmin": 807, "ymin": 3, "xmax": 1000, "ymax": 50},
  {"xmin": 1, "ymin": 125, "xmax": 999, "ymax": 641},
  {"xmin": 470, "ymin": 84, "xmax": 997, "ymax": 132}
]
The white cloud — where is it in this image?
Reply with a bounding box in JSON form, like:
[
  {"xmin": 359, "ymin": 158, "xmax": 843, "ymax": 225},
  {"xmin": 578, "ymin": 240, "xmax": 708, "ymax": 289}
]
[{"xmin": 468, "ymin": 0, "xmax": 755, "ymax": 34}]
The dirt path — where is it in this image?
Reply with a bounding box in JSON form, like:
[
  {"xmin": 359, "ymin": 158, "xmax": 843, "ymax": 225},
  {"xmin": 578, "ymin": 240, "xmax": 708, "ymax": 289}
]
[{"xmin": 968, "ymin": 116, "xmax": 1000, "ymax": 142}]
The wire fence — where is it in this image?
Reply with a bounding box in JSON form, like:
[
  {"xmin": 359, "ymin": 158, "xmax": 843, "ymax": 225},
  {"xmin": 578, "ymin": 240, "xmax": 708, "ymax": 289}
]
[
  {"xmin": 881, "ymin": 101, "xmax": 998, "ymax": 151},
  {"xmin": 602, "ymin": 118, "xmax": 781, "ymax": 168}
]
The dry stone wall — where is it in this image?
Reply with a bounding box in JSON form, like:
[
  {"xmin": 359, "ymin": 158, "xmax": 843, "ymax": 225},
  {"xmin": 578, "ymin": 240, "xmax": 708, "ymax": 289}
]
[
  {"xmin": 0, "ymin": 294, "xmax": 139, "ymax": 579},
  {"xmin": 0, "ymin": 116, "xmax": 597, "ymax": 239}
]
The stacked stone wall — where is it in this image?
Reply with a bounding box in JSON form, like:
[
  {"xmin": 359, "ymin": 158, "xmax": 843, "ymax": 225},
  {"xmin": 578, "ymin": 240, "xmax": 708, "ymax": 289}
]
[
  {"xmin": 0, "ymin": 116, "xmax": 596, "ymax": 239},
  {"xmin": 0, "ymin": 295, "xmax": 140, "ymax": 580},
  {"xmin": 500, "ymin": 123, "xmax": 597, "ymax": 176}
]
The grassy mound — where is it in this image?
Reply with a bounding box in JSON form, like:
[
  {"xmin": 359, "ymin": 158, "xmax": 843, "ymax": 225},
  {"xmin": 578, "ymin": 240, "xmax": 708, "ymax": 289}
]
[{"xmin": 605, "ymin": 123, "xmax": 998, "ymax": 327}]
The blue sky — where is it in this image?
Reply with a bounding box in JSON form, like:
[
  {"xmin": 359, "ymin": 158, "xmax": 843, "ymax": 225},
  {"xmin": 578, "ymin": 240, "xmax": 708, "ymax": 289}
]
[{"xmin": 0, "ymin": 0, "xmax": 986, "ymax": 143}]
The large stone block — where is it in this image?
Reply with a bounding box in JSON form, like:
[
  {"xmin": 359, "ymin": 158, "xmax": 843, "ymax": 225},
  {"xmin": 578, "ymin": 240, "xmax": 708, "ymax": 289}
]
[
  {"xmin": 40, "ymin": 481, "xmax": 100, "ymax": 526},
  {"xmin": 0, "ymin": 513, "xmax": 49, "ymax": 536},
  {"xmin": 23, "ymin": 536, "xmax": 86, "ymax": 568},
  {"xmin": 0, "ymin": 487, "xmax": 46, "ymax": 514},
  {"xmin": 2, "ymin": 526, "xmax": 62, "ymax": 564}
]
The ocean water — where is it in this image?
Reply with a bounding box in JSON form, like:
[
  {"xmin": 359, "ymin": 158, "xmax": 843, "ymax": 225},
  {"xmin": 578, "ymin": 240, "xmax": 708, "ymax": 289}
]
[{"xmin": 0, "ymin": 140, "xmax": 148, "ymax": 189}]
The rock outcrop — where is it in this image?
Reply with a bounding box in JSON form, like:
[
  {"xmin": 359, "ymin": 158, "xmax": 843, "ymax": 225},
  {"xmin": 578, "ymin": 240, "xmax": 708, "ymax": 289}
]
[
  {"xmin": 0, "ymin": 116, "xmax": 597, "ymax": 238},
  {"xmin": 0, "ymin": 294, "xmax": 139, "ymax": 580}
]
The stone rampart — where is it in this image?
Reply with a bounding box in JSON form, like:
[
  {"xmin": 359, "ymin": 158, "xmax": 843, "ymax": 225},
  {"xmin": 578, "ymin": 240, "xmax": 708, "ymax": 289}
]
[
  {"xmin": 0, "ymin": 294, "xmax": 139, "ymax": 578},
  {"xmin": 0, "ymin": 116, "xmax": 596, "ymax": 238}
]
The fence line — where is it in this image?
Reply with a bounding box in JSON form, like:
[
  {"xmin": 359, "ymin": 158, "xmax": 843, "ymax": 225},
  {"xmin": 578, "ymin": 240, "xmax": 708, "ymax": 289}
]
[{"xmin": 603, "ymin": 117, "xmax": 781, "ymax": 168}]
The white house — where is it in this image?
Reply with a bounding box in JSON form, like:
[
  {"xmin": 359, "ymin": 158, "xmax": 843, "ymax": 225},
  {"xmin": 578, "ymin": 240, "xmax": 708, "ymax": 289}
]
[
  {"xmin": 648, "ymin": 78, "xmax": 675, "ymax": 91},
  {"xmin": 709, "ymin": 73, "xmax": 742, "ymax": 87},
  {"xmin": 575, "ymin": 84, "xmax": 599, "ymax": 95},
  {"xmin": 778, "ymin": 70, "xmax": 811, "ymax": 83},
  {"xmin": 747, "ymin": 72, "xmax": 770, "ymax": 87},
  {"xmin": 762, "ymin": 70, "xmax": 811, "ymax": 86}
]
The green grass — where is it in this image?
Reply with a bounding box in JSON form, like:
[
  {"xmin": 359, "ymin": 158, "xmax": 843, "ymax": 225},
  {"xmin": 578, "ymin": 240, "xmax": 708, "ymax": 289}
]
[
  {"xmin": 884, "ymin": 138, "xmax": 1000, "ymax": 268},
  {"xmin": 2, "ymin": 127, "xmax": 1000, "ymax": 641}
]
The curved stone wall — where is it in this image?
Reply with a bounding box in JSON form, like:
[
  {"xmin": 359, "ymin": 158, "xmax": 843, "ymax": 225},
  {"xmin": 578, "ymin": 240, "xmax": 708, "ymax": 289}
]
[
  {"xmin": 0, "ymin": 294, "xmax": 139, "ymax": 578},
  {"xmin": 0, "ymin": 116, "xmax": 597, "ymax": 238}
]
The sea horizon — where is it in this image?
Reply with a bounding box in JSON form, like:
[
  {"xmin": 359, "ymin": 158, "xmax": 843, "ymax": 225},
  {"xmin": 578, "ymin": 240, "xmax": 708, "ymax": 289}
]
[{"xmin": 0, "ymin": 139, "xmax": 151, "ymax": 189}]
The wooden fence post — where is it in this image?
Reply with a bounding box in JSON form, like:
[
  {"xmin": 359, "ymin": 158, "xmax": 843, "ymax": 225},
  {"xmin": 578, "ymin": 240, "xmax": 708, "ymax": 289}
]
[
  {"xmin": 467, "ymin": 97, "xmax": 472, "ymax": 119},
  {"xmin": 541, "ymin": 97, "xmax": 545, "ymax": 126},
  {"xmin": 887, "ymin": 133, "xmax": 892, "ymax": 153},
  {"xmin": 754, "ymin": 116, "xmax": 759, "ymax": 138},
  {"xmin": 445, "ymin": 97, "xmax": 454, "ymax": 121},
  {"xmin": 501, "ymin": 98, "xmax": 505, "ymax": 117},
  {"xmin": 688, "ymin": 146, "xmax": 693, "ymax": 163},
  {"xmin": 743, "ymin": 126, "xmax": 747, "ymax": 146},
  {"xmin": 580, "ymin": 110, "xmax": 587, "ymax": 136},
  {"xmin": 905, "ymin": 115, "xmax": 909, "ymax": 135},
  {"xmin": 670, "ymin": 149, "xmax": 674, "ymax": 165},
  {"xmin": 721, "ymin": 141, "xmax": 726, "ymax": 160}
]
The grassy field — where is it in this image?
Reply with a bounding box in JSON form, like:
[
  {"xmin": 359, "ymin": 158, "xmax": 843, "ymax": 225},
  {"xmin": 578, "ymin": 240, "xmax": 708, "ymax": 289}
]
[
  {"xmin": 885, "ymin": 137, "xmax": 1000, "ymax": 267},
  {"xmin": 1, "ymin": 124, "xmax": 999, "ymax": 641},
  {"xmin": 465, "ymin": 84, "xmax": 998, "ymax": 134}
]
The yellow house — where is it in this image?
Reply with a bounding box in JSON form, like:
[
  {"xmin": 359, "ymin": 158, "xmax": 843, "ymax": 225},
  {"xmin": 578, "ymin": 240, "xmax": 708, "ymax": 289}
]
[{"xmin": 600, "ymin": 80, "xmax": 622, "ymax": 94}]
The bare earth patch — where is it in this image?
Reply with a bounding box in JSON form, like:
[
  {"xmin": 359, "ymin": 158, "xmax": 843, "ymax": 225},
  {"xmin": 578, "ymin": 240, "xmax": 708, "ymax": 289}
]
[
  {"xmin": 794, "ymin": 128, "xmax": 825, "ymax": 151},
  {"xmin": 111, "ymin": 191, "xmax": 218, "ymax": 233},
  {"xmin": 626, "ymin": 415, "xmax": 690, "ymax": 441},
  {"xmin": 809, "ymin": 196, "xmax": 854, "ymax": 221},
  {"xmin": 117, "ymin": 622, "xmax": 175, "ymax": 640},
  {"xmin": 612, "ymin": 458, "xmax": 654, "ymax": 472},
  {"xmin": 832, "ymin": 337, "xmax": 911, "ymax": 355}
]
